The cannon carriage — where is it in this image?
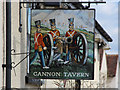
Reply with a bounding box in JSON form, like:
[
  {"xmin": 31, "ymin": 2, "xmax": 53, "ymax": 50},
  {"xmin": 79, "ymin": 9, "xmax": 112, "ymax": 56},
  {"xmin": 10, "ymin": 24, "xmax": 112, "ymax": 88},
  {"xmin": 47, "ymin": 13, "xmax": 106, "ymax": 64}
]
[{"xmin": 43, "ymin": 32, "xmax": 87, "ymax": 66}]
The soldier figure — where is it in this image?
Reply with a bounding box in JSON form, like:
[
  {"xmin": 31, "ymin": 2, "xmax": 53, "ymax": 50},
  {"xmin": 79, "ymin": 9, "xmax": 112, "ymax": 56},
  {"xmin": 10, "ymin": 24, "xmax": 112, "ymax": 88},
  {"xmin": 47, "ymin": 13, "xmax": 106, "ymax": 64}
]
[
  {"xmin": 65, "ymin": 18, "xmax": 77, "ymax": 64},
  {"xmin": 48, "ymin": 19, "xmax": 60, "ymax": 45},
  {"xmin": 30, "ymin": 20, "xmax": 49, "ymax": 69},
  {"xmin": 48, "ymin": 19, "xmax": 63, "ymax": 62}
]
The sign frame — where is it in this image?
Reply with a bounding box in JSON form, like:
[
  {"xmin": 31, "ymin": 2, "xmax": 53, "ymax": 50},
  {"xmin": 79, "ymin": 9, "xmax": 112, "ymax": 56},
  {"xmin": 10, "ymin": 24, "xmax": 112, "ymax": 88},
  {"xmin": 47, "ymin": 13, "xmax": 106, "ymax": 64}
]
[{"xmin": 28, "ymin": 8, "xmax": 96, "ymax": 80}]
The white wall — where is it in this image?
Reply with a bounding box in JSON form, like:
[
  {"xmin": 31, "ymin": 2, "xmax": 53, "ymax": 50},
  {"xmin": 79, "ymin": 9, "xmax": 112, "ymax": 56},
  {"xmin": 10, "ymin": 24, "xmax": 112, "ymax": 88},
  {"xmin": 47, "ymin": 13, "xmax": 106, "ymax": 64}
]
[
  {"xmin": 11, "ymin": 2, "xmax": 21, "ymax": 88},
  {"xmin": 100, "ymin": 51, "xmax": 107, "ymax": 74},
  {"xmin": 94, "ymin": 42, "xmax": 100, "ymax": 82},
  {"xmin": 100, "ymin": 50, "xmax": 107, "ymax": 88},
  {"xmin": 0, "ymin": 1, "xmax": 3, "ymax": 89},
  {"xmin": 2, "ymin": 2, "xmax": 6, "ymax": 89}
]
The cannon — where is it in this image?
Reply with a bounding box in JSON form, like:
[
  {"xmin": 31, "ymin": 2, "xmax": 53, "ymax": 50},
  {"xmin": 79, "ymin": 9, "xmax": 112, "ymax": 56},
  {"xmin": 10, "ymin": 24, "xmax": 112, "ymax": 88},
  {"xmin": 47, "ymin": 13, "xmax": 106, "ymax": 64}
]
[{"xmin": 43, "ymin": 32, "xmax": 87, "ymax": 66}]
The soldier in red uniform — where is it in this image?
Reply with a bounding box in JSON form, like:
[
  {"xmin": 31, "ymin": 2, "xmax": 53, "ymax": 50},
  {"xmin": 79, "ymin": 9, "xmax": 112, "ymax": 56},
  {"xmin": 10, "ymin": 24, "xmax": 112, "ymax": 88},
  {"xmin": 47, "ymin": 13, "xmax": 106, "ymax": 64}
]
[
  {"xmin": 48, "ymin": 19, "xmax": 64, "ymax": 62},
  {"xmin": 65, "ymin": 18, "xmax": 77, "ymax": 37},
  {"xmin": 30, "ymin": 20, "xmax": 49, "ymax": 69},
  {"xmin": 48, "ymin": 19, "xmax": 60, "ymax": 45},
  {"xmin": 65, "ymin": 18, "xmax": 77, "ymax": 64}
]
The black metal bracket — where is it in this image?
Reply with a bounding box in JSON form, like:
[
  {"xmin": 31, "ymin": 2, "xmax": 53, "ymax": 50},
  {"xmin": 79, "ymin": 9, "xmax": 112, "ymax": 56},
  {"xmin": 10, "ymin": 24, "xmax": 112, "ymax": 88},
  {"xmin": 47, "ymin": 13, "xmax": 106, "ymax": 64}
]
[
  {"xmin": 84, "ymin": 3, "xmax": 90, "ymax": 9},
  {"xmin": 11, "ymin": 49, "xmax": 29, "ymax": 55},
  {"xmin": 2, "ymin": 62, "xmax": 15, "ymax": 70},
  {"xmin": 20, "ymin": 2, "xmax": 106, "ymax": 9},
  {"xmin": 20, "ymin": 2, "xmax": 22, "ymax": 9},
  {"xmin": 12, "ymin": 54, "xmax": 30, "ymax": 69},
  {"xmin": 2, "ymin": 64, "xmax": 6, "ymax": 68},
  {"xmin": 10, "ymin": 49, "xmax": 32, "ymax": 69}
]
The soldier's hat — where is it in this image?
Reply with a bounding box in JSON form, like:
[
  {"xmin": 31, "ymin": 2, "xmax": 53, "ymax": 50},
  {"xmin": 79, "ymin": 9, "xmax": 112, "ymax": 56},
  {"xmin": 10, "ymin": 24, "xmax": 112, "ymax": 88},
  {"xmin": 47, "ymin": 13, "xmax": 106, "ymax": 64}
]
[
  {"xmin": 68, "ymin": 18, "xmax": 74, "ymax": 26},
  {"xmin": 49, "ymin": 19, "xmax": 56, "ymax": 26},
  {"xmin": 35, "ymin": 20, "xmax": 41, "ymax": 28}
]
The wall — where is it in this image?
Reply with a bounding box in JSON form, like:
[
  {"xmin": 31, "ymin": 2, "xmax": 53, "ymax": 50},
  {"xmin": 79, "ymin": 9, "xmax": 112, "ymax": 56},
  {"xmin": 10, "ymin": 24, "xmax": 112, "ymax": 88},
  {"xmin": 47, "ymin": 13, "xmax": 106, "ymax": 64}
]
[
  {"xmin": 2, "ymin": 2, "xmax": 7, "ymax": 89},
  {"xmin": 11, "ymin": 2, "xmax": 21, "ymax": 88},
  {"xmin": 99, "ymin": 50, "xmax": 107, "ymax": 88},
  {"xmin": 0, "ymin": 1, "xmax": 3, "ymax": 89}
]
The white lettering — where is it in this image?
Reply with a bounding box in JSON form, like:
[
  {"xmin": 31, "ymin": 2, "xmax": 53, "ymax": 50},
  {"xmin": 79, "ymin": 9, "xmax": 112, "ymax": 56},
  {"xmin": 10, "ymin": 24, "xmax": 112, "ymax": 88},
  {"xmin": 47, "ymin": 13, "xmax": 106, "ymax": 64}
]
[
  {"xmin": 85, "ymin": 73, "xmax": 89, "ymax": 77},
  {"xmin": 77, "ymin": 73, "xmax": 81, "ymax": 77},
  {"xmin": 56, "ymin": 72, "xmax": 61, "ymax": 77},
  {"xmin": 33, "ymin": 72, "xmax": 38, "ymax": 76},
  {"xmin": 33, "ymin": 72, "xmax": 61, "ymax": 77},
  {"xmin": 33, "ymin": 72, "xmax": 89, "ymax": 77},
  {"xmin": 67, "ymin": 73, "xmax": 73, "ymax": 77},
  {"xmin": 72, "ymin": 72, "xmax": 77, "ymax": 77},
  {"xmin": 64, "ymin": 72, "xmax": 67, "ymax": 77}
]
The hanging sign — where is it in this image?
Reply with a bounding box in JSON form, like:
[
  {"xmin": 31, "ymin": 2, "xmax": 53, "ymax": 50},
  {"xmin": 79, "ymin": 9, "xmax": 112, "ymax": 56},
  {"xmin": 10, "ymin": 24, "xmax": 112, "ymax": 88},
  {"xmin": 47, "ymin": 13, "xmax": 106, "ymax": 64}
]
[{"xmin": 29, "ymin": 9, "xmax": 95, "ymax": 79}]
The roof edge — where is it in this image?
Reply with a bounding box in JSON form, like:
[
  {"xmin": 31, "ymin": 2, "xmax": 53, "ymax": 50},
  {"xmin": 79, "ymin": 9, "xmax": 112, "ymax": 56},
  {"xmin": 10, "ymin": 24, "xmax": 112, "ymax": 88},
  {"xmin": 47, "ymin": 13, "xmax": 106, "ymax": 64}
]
[{"xmin": 95, "ymin": 20, "xmax": 113, "ymax": 42}]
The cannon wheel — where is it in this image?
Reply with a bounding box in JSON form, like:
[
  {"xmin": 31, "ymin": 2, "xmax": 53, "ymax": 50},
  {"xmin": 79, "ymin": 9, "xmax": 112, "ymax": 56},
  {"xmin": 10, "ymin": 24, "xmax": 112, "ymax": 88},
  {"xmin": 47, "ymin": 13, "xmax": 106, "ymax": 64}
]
[
  {"xmin": 71, "ymin": 33, "xmax": 87, "ymax": 64},
  {"xmin": 43, "ymin": 33, "xmax": 54, "ymax": 66}
]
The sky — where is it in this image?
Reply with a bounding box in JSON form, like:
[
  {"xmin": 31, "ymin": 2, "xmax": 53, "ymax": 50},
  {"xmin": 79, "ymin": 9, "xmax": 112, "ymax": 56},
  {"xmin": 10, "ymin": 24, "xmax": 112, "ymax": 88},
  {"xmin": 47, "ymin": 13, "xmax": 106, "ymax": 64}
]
[{"xmin": 90, "ymin": 0, "xmax": 119, "ymax": 54}]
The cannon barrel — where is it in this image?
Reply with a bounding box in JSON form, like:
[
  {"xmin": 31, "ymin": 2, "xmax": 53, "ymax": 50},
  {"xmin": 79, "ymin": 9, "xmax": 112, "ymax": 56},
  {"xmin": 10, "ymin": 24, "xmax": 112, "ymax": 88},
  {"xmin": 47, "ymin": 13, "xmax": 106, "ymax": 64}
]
[
  {"xmin": 65, "ymin": 37, "xmax": 73, "ymax": 44},
  {"xmin": 55, "ymin": 36, "xmax": 73, "ymax": 44}
]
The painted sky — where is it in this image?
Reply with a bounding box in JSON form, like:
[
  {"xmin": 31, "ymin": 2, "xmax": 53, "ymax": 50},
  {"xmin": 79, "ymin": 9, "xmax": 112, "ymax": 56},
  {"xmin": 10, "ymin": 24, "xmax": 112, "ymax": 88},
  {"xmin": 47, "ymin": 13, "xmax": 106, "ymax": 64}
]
[
  {"xmin": 32, "ymin": 10, "xmax": 95, "ymax": 34},
  {"xmin": 91, "ymin": 0, "xmax": 119, "ymax": 54}
]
